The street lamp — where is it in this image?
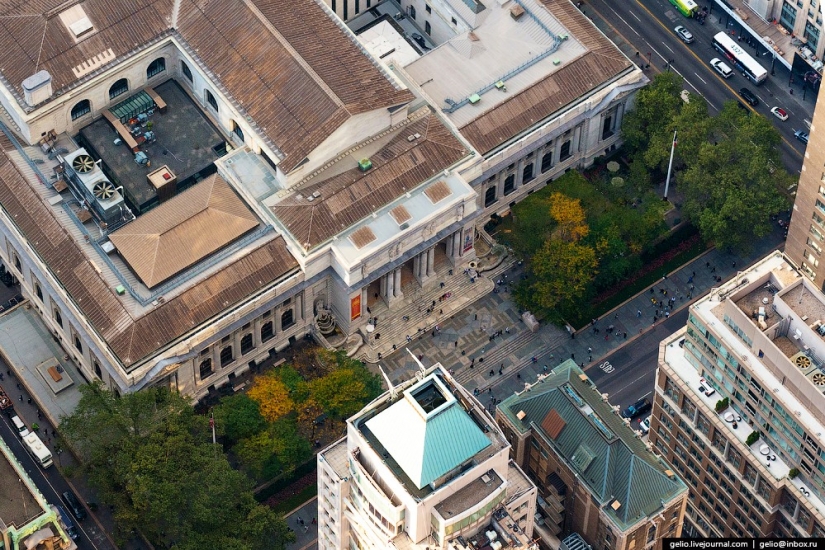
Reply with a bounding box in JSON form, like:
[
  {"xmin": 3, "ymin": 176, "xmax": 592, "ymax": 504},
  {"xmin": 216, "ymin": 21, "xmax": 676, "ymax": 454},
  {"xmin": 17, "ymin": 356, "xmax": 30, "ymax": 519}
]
[
  {"xmin": 647, "ymin": 51, "xmax": 652, "ymax": 69},
  {"xmin": 665, "ymin": 59, "xmax": 675, "ymax": 72},
  {"xmin": 771, "ymin": 54, "xmax": 776, "ymax": 76}
]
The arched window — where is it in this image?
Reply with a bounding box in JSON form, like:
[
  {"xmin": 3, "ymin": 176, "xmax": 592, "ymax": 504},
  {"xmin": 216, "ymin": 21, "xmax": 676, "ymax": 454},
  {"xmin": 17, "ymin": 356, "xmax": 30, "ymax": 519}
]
[
  {"xmin": 281, "ymin": 309, "xmax": 295, "ymax": 330},
  {"xmin": 71, "ymin": 99, "xmax": 91, "ymax": 120},
  {"xmin": 231, "ymin": 120, "xmax": 244, "ymax": 143},
  {"xmin": 261, "ymin": 321, "xmax": 274, "ymax": 342},
  {"xmin": 220, "ymin": 345, "xmax": 233, "ymax": 366},
  {"xmin": 409, "ymin": 5, "xmax": 416, "ymax": 18},
  {"xmin": 109, "ymin": 78, "xmax": 128, "ymax": 100},
  {"xmin": 240, "ymin": 333, "xmax": 254, "ymax": 355},
  {"xmin": 205, "ymin": 90, "xmax": 218, "ymax": 113},
  {"xmin": 147, "ymin": 57, "xmax": 166, "ymax": 79},
  {"xmin": 199, "ymin": 358, "xmax": 213, "ymax": 379},
  {"xmin": 181, "ymin": 61, "xmax": 193, "ymax": 83}
]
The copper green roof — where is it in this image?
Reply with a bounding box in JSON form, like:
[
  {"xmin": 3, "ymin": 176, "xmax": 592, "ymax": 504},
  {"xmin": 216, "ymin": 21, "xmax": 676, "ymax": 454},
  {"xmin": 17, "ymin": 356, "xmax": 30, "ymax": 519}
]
[
  {"xmin": 367, "ymin": 375, "xmax": 491, "ymax": 489},
  {"xmin": 499, "ymin": 360, "xmax": 687, "ymax": 530}
]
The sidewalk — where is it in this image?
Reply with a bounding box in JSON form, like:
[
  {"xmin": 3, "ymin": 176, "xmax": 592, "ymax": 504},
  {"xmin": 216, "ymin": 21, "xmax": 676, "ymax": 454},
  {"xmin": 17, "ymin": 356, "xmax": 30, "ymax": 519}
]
[
  {"xmin": 285, "ymin": 498, "xmax": 319, "ymax": 550},
  {"xmin": 377, "ymin": 228, "xmax": 786, "ymax": 399}
]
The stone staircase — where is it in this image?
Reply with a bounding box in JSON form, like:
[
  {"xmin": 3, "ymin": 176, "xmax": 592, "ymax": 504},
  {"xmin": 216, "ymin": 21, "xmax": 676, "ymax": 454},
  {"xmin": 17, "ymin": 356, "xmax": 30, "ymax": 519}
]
[{"xmin": 357, "ymin": 267, "xmax": 494, "ymax": 362}]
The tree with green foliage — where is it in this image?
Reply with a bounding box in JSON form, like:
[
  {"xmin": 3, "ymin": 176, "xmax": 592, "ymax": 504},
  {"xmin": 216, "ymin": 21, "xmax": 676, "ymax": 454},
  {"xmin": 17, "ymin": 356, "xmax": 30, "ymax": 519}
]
[
  {"xmin": 60, "ymin": 383, "xmax": 294, "ymax": 549},
  {"xmin": 528, "ymin": 238, "xmax": 599, "ymax": 312},
  {"xmin": 621, "ymin": 72, "xmax": 684, "ymax": 154},
  {"xmin": 309, "ymin": 350, "xmax": 383, "ymax": 419},
  {"xmin": 233, "ymin": 417, "xmax": 311, "ymax": 480},
  {"xmin": 213, "ymin": 393, "xmax": 267, "ymax": 444},
  {"xmin": 679, "ymin": 101, "xmax": 790, "ymax": 251}
]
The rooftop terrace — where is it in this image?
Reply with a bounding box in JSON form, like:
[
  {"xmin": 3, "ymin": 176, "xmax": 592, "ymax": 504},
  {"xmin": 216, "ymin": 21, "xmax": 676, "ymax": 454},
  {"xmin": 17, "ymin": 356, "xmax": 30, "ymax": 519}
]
[{"xmin": 79, "ymin": 80, "xmax": 224, "ymax": 213}]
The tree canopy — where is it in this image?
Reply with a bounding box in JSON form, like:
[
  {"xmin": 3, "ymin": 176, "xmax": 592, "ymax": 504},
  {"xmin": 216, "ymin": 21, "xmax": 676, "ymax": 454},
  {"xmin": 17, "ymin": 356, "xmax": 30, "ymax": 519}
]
[
  {"xmin": 60, "ymin": 384, "xmax": 293, "ymax": 549},
  {"xmin": 622, "ymin": 72, "xmax": 791, "ymax": 251}
]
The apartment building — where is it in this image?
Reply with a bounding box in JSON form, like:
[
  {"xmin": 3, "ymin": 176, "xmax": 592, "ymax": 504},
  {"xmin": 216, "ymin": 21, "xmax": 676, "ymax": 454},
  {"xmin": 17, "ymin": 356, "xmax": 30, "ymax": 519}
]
[
  {"xmin": 496, "ymin": 360, "xmax": 688, "ymax": 550},
  {"xmin": 787, "ymin": 78, "xmax": 825, "ymax": 286},
  {"xmin": 0, "ymin": 435, "xmax": 76, "ymax": 550},
  {"xmin": 652, "ymin": 251, "xmax": 825, "ymax": 538},
  {"xmin": 316, "ymin": 359, "xmax": 538, "ymax": 549}
]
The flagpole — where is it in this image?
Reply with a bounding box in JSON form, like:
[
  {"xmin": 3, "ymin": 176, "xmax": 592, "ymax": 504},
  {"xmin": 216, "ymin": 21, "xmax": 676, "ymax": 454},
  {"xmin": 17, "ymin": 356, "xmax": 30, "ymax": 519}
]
[{"xmin": 664, "ymin": 129, "xmax": 677, "ymax": 201}]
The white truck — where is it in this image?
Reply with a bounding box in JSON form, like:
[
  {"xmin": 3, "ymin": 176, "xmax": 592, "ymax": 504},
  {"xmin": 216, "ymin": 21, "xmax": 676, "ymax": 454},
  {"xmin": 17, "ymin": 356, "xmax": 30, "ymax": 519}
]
[{"xmin": 22, "ymin": 431, "xmax": 53, "ymax": 468}]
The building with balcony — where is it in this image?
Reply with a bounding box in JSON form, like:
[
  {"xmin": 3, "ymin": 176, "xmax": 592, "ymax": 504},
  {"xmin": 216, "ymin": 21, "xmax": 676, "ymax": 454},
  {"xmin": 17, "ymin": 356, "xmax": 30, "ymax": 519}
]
[
  {"xmin": 316, "ymin": 358, "xmax": 538, "ymax": 549},
  {"xmin": 0, "ymin": 435, "xmax": 76, "ymax": 550},
  {"xmin": 652, "ymin": 251, "xmax": 825, "ymax": 538},
  {"xmin": 495, "ymin": 360, "xmax": 688, "ymax": 550}
]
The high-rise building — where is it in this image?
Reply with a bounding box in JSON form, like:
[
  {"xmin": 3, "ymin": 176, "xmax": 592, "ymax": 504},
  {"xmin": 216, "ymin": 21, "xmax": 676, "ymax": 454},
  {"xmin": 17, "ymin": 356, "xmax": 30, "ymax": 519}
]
[
  {"xmin": 787, "ymin": 81, "xmax": 825, "ymax": 286},
  {"xmin": 495, "ymin": 360, "xmax": 688, "ymax": 550},
  {"xmin": 316, "ymin": 359, "xmax": 538, "ymax": 549},
  {"xmin": 0, "ymin": 435, "xmax": 76, "ymax": 550},
  {"xmin": 652, "ymin": 251, "xmax": 825, "ymax": 538}
]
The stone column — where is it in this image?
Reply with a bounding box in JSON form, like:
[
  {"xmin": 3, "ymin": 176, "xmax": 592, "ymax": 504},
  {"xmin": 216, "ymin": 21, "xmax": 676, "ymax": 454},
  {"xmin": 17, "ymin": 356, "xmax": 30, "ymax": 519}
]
[
  {"xmin": 296, "ymin": 292, "xmax": 303, "ymax": 321},
  {"xmin": 514, "ymin": 158, "xmax": 525, "ymax": 189},
  {"xmin": 253, "ymin": 318, "xmax": 263, "ymax": 347},
  {"xmin": 413, "ymin": 255, "xmax": 422, "ymax": 282},
  {"xmin": 495, "ymin": 170, "xmax": 506, "ymax": 199},
  {"xmin": 275, "ymin": 306, "xmax": 283, "ymax": 332},
  {"xmin": 426, "ymin": 247, "xmax": 436, "ymax": 277},
  {"xmin": 393, "ymin": 268, "xmax": 403, "ymax": 299},
  {"xmin": 454, "ymin": 231, "xmax": 462, "ymax": 260}
]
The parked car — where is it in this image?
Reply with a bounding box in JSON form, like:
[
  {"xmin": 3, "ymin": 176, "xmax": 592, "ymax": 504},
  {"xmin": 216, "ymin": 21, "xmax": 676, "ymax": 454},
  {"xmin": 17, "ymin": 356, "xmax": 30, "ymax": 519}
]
[
  {"xmin": 640, "ymin": 416, "xmax": 651, "ymax": 435},
  {"xmin": 61, "ymin": 491, "xmax": 86, "ymax": 521},
  {"xmin": 770, "ymin": 106, "xmax": 789, "ymax": 121},
  {"xmin": 795, "ymin": 129, "xmax": 810, "ymax": 144},
  {"xmin": 739, "ymin": 87, "xmax": 759, "ymax": 106},
  {"xmin": 622, "ymin": 397, "xmax": 652, "ymax": 419},
  {"xmin": 674, "ymin": 25, "xmax": 694, "ymax": 44}
]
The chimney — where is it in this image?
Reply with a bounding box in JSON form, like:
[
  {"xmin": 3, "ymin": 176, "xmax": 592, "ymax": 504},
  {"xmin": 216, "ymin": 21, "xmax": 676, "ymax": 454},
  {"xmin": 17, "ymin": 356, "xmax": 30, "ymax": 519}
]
[{"xmin": 22, "ymin": 70, "xmax": 53, "ymax": 107}]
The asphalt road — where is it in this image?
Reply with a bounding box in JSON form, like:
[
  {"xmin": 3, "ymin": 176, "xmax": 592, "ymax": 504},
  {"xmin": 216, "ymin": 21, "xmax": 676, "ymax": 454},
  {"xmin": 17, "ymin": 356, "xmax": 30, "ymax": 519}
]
[
  {"xmin": 586, "ymin": 0, "xmax": 813, "ymax": 173},
  {"xmin": 583, "ymin": 308, "xmax": 689, "ymax": 424},
  {"xmin": 0, "ymin": 412, "xmax": 109, "ymax": 549}
]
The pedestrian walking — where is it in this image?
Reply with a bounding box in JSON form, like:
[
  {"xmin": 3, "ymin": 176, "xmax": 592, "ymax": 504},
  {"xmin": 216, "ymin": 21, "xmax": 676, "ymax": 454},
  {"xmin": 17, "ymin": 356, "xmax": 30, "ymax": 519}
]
[
  {"xmin": 440, "ymin": 281, "xmax": 445, "ymax": 288},
  {"xmin": 637, "ymin": 309, "xmax": 642, "ymax": 317},
  {"xmin": 587, "ymin": 346, "xmax": 592, "ymax": 353},
  {"xmin": 18, "ymin": 395, "xmax": 22, "ymax": 402},
  {"xmin": 489, "ymin": 369, "xmax": 495, "ymax": 377},
  {"xmin": 588, "ymin": 355, "xmax": 592, "ymax": 362},
  {"xmin": 498, "ymin": 367, "xmax": 503, "ymax": 375},
  {"xmin": 571, "ymin": 353, "xmax": 575, "ymax": 360},
  {"xmin": 623, "ymin": 332, "xmax": 627, "ymax": 339},
  {"xmin": 614, "ymin": 312, "xmax": 619, "ymax": 319},
  {"xmin": 454, "ymin": 340, "xmax": 458, "ymax": 347},
  {"xmin": 27, "ymin": 397, "xmax": 31, "ymax": 404},
  {"xmin": 665, "ymin": 311, "xmax": 670, "ymax": 318}
]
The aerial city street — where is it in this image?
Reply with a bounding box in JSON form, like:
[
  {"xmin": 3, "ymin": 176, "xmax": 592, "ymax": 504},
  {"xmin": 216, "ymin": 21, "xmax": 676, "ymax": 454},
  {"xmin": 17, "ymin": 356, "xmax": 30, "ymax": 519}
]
[{"xmin": 0, "ymin": 0, "xmax": 821, "ymax": 548}]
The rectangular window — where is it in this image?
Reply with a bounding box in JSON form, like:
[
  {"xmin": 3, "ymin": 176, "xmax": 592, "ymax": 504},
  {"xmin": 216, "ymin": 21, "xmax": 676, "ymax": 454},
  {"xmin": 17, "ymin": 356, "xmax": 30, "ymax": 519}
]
[
  {"xmin": 503, "ymin": 174, "xmax": 515, "ymax": 196},
  {"xmin": 805, "ymin": 20, "xmax": 820, "ymax": 48},
  {"xmin": 541, "ymin": 150, "xmax": 553, "ymax": 173},
  {"xmin": 781, "ymin": 1, "xmax": 798, "ymax": 30},
  {"xmin": 522, "ymin": 163, "xmax": 535, "ymax": 184},
  {"xmin": 560, "ymin": 140, "xmax": 572, "ymax": 160},
  {"xmin": 355, "ymin": 0, "xmax": 360, "ymax": 14},
  {"xmin": 426, "ymin": 4, "xmax": 431, "ymax": 13}
]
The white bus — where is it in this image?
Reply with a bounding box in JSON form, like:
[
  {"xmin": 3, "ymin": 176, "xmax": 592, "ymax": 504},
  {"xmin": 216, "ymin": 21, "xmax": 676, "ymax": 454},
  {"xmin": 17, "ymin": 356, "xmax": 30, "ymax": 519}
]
[
  {"xmin": 22, "ymin": 432, "xmax": 53, "ymax": 468},
  {"xmin": 712, "ymin": 32, "xmax": 768, "ymax": 84}
]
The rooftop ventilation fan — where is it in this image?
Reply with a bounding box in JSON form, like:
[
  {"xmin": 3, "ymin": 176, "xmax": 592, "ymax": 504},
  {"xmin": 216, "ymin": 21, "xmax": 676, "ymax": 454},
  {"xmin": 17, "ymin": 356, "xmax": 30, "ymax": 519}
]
[
  {"xmin": 812, "ymin": 372, "xmax": 825, "ymax": 386},
  {"xmin": 93, "ymin": 181, "xmax": 116, "ymax": 200},
  {"xmin": 72, "ymin": 154, "xmax": 95, "ymax": 174},
  {"xmin": 795, "ymin": 355, "xmax": 812, "ymax": 369}
]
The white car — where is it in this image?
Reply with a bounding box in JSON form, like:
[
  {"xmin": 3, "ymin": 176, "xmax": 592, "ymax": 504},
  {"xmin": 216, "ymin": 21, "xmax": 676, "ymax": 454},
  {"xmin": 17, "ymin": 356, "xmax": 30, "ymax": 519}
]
[
  {"xmin": 674, "ymin": 25, "xmax": 694, "ymax": 44},
  {"xmin": 639, "ymin": 416, "xmax": 651, "ymax": 435},
  {"xmin": 770, "ymin": 106, "xmax": 789, "ymax": 121}
]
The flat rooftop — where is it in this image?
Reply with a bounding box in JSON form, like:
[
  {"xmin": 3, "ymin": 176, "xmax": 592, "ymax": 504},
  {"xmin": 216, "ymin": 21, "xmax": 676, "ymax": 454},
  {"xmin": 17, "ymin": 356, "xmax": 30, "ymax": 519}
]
[
  {"xmin": 434, "ymin": 469, "xmax": 503, "ymax": 520},
  {"xmin": 401, "ymin": 0, "xmax": 637, "ymax": 157},
  {"xmin": 79, "ymin": 80, "xmax": 224, "ymax": 212},
  {"xmin": 0, "ymin": 437, "xmax": 41, "ymax": 528}
]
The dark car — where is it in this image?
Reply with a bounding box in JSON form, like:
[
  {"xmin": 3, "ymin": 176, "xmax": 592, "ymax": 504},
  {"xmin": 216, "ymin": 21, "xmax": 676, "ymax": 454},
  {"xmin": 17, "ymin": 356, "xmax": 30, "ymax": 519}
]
[
  {"xmin": 410, "ymin": 33, "xmax": 430, "ymax": 51},
  {"xmin": 795, "ymin": 129, "xmax": 810, "ymax": 144},
  {"xmin": 622, "ymin": 397, "xmax": 652, "ymax": 419},
  {"xmin": 62, "ymin": 491, "xmax": 86, "ymax": 521},
  {"xmin": 55, "ymin": 505, "xmax": 79, "ymax": 540},
  {"xmin": 739, "ymin": 88, "xmax": 759, "ymax": 106}
]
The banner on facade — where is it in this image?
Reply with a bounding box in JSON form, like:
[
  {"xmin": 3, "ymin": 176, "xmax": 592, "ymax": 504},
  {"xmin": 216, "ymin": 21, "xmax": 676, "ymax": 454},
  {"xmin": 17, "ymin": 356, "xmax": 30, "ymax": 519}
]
[
  {"xmin": 463, "ymin": 230, "xmax": 474, "ymax": 253},
  {"xmin": 351, "ymin": 295, "xmax": 362, "ymax": 321}
]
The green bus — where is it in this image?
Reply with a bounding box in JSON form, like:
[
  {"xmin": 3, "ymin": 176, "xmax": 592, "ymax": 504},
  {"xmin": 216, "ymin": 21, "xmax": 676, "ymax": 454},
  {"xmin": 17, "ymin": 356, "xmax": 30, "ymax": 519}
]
[{"xmin": 669, "ymin": 0, "xmax": 699, "ymax": 17}]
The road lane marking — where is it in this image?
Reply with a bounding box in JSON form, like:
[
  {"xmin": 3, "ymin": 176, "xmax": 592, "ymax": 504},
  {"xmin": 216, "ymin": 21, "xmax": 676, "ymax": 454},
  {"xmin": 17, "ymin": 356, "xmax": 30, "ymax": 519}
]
[
  {"xmin": 631, "ymin": 11, "xmax": 641, "ymax": 21},
  {"xmin": 694, "ymin": 73, "xmax": 707, "ymax": 85},
  {"xmin": 663, "ymin": 42, "xmax": 674, "ymax": 54}
]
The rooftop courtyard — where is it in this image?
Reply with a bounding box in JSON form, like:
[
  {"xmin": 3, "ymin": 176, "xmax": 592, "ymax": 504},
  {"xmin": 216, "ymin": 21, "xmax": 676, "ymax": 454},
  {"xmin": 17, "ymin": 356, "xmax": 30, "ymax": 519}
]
[{"xmin": 78, "ymin": 80, "xmax": 225, "ymax": 213}]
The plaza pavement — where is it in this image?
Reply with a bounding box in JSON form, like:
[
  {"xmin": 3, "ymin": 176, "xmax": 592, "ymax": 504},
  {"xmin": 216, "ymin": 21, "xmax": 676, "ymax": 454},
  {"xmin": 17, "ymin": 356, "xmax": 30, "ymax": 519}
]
[{"xmin": 373, "ymin": 229, "xmax": 786, "ymax": 403}]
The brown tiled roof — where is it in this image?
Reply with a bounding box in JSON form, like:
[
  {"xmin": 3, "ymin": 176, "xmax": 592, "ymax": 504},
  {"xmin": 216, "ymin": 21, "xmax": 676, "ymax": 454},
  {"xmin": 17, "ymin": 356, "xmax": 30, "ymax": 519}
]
[
  {"xmin": 109, "ymin": 173, "xmax": 259, "ymax": 288},
  {"xmin": 0, "ymin": 0, "xmax": 412, "ymax": 173},
  {"xmin": 424, "ymin": 180, "xmax": 452, "ymax": 204},
  {"xmin": 0, "ymin": 134, "xmax": 297, "ymax": 368},
  {"xmin": 108, "ymin": 238, "xmax": 296, "ymax": 366},
  {"xmin": 540, "ymin": 409, "xmax": 566, "ymax": 440},
  {"xmin": 350, "ymin": 226, "xmax": 376, "ymax": 249},
  {"xmin": 270, "ymin": 114, "xmax": 467, "ymax": 250},
  {"xmin": 458, "ymin": 0, "xmax": 633, "ymax": 155}
]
